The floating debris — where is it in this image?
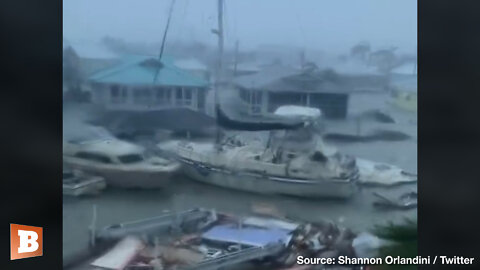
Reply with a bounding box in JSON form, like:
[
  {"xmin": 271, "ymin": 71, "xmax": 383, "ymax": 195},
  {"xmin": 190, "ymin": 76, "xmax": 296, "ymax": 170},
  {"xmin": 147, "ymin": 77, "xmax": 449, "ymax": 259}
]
[
  {"xmin": 356, "ymin": 158, "xmax": 417, "ymax": 186},
  {"xmin": 372, "ymin": 191, "xmax": 417, "ymax": 210},
  {"xmin": 63, "ymin": 169, "xmax": 106, "ymax": 197},
  {"xmin": 74, "ymin": 208, "xmax": 369, "ymax": 270}
]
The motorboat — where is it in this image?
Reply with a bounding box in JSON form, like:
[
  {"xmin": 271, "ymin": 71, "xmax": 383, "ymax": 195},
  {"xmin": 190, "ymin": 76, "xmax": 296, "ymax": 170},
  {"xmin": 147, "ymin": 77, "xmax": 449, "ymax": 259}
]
[{"xmin": 63, "ymin": 138, "xmax": 180, "ymax": 188}]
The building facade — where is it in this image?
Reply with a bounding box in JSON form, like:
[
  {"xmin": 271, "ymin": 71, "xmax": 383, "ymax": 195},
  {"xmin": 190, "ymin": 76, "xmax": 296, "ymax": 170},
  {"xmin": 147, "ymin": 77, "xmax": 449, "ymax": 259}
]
[
  {"xmin": 234, "ymin": 66, "xmax": 352, "ymax": 119},
  {"xmin": 89, "ymin": 56, "xmax": 209, "ymax": 112}
]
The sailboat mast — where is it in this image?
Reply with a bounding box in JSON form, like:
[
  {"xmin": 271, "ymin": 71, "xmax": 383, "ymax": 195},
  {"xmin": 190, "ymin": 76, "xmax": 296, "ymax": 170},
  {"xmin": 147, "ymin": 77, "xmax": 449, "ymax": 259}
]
[
  {"xmin": 215, "ymin": 0, "xmax": 224, "ymax": 105},
  {"xmin": 215, "ymin": 0, "xmax": 224, "ymax": 144},
  {"xmin": 233, "ymin": 40, "xmax": 239, "ymax": 77},
  {"xmin": 153, "ymin": 0, "xmax": 176, "ymax": 84}
]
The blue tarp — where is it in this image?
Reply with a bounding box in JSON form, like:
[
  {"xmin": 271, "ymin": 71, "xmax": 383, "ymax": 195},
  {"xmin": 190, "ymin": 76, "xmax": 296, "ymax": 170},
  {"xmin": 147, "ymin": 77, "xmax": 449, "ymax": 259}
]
[{"xmin": 202, "ymin": 224, "xmax": 291, "ymax": 247}]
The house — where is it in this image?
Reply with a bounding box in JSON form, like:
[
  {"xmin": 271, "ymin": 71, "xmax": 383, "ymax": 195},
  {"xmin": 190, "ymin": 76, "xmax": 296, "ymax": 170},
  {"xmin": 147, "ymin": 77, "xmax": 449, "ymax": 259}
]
[
  {"xmin": 88, "ymin": 55, "xmax": 210, "ymax": 112},
  {"xmin": 234, "ymin": 65, "xmax": 352, "ymax": 119},
  {"xmin": 63, "ymin": 39, "xmax": 121, "ymax": 76},
  {"xmin": 228, "ymin": 62, "xmax": 261, "ymax": 77},
  {"xmin": 321, "ymin": 59, "xmax": 390, "ymax": 115},
  {"xmin": 63, "ymin": 39, "xmax": 123, "ymax": 102},
  {"xmin": 327, "ymin": 60, "xmax": 388, "ymax": 93},
  {"xmin": 173, "ymin": 58, "xmax": 211, "ymax": 82}
]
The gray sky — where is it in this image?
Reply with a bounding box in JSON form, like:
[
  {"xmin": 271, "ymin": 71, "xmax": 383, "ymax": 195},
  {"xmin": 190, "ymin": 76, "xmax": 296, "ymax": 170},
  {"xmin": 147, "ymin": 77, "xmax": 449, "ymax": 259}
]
[{"xmin": 63, "ymin": 0, "xmax": 417, "ymax": 54}]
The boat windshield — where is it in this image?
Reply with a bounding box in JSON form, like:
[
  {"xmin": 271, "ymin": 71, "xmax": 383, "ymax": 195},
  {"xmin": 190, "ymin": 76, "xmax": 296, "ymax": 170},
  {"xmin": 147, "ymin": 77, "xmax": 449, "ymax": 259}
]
[{"xmin": 118, "ymin": 154, "xmax": 144, "ymax": 164}]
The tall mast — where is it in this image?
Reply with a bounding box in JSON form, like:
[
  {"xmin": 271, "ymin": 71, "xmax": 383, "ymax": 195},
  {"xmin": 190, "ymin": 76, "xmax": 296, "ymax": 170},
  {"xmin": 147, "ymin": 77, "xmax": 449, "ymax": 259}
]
[
  {"xmin": 233, "ymin": 40, "xmax": 239, "ymax": 77},
  {"xmin": 214, "ymin": 0, "xmax": 224, "ymax": 144},
  {"xmin": 215, "ymin": 0, "xmax": 224, "ymax": 106},
  {"xmin": 153, "ymin": 0, "xmax": 176, "ymax": 84}
]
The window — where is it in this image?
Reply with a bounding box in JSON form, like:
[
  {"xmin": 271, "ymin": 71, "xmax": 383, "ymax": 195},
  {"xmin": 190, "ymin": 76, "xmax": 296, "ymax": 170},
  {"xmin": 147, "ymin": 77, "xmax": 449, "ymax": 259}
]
[
  {"xmin": 252, "ymin": 91, "xmax": 262, "ymax": 105},
  {"xmin": 175, "ymin": 87, "xmax": 183, "ymax": 105},
  {"xmin": 133, "ymin": 88, "xmax": 152, "ymax": 104},
  {"xmin": 74, "ymin": 152, "xmax": 112, "ymax": 163},
  {"xmin": 300, "ymin": 93, "xmax": 308, "ymax": 106},
  {"xmin": 184, "ymin": 88, "xmax": 192, "ymax": 106},
  {"xmin": 111, "ymin": 85, "xmax": 120, "ymax": 97},
  {"xmin": 110, "ymin": 85, "xmax": 124, "ymax": 104},
  {"xmin": 156, "ymin": 88, "xmax": 164, "ymax": 99},
  {"xmin": 121, "ymin": 87, "xmax": 128, "ymax": 99},
  {"xmin": 239, "ymin": 89, "xmax": 249, "ymax": 102},
  {"xmin": 118, "ymin": 154, "xmax": 144, "ymax": 164},
  {"xmin": 166, "ymin": 88, "xmax": 171, "ymax": 100},
  {"xmin": 176, "ymin": 87, "xmax": 183, "ymax": 99},
  {"xmin": 155, "ymin": 88, "xmax": 165, "ymax": 104},
  {"xmin": 250, "ymin": 91, "xmax": 262, "ymax": 114},
  {"xmin": 141, "ymin": 89, "xmax": 151, "ymax": 98},
  {"xmin": 185, "ymin": 88, "xmax": 192, "ymax": 99},
  {"xmin": 173, "ymin": 87, "xmax": 194, "ymax": 107}
]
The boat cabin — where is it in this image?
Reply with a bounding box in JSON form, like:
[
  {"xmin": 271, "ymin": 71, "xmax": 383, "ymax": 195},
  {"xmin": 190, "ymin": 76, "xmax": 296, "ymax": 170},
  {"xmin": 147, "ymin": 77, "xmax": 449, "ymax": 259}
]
[{"xmin": 64, "ymin": 139, "xmax": 147, "ymax": 165}]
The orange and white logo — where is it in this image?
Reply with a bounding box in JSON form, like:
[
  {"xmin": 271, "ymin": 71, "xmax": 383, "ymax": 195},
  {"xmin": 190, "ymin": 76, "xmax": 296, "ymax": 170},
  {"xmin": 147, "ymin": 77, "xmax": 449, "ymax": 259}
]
[{"xmin": 10, "ymin": 224, "xmax": 43, "ymax": 260}]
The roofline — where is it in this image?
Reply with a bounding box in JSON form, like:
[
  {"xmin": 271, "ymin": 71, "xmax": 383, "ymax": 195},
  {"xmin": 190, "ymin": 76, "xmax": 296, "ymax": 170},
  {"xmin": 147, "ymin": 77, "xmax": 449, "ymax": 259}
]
[
  {"xmin": 236, "ymin": 86, "xmax": 351, "ymax": 94},
  {"xmin": 89, "ymin": 81, "xmax": 210, "ymax": 89},
  {"xmin": 89, "ymin": 55, "xmax": 209, "ymax": 86}
]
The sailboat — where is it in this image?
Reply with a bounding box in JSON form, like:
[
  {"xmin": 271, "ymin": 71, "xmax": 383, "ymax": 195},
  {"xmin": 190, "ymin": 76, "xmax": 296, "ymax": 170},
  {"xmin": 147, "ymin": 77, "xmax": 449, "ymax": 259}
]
[{"xmin": 157, "ymin": 0, "xmax": 361, "ymax": 199}]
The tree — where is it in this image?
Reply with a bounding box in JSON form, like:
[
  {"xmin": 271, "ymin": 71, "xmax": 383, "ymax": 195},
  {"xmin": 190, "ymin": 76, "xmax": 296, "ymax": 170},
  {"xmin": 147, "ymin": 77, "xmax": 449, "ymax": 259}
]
[
  {"xmin": 369, "ymin": 47, "xmax": 401, "ymax": 92},
  {"xmin": 350, "ymin": 42, "xmax": 371, "ymax": 63},
  {"xmin": 63, "ymin": 47, "xmax": 88, "ymax": 102},
  {"xmin": 369, "ymin": 47, "xmax": 400, "ymax": 73}
]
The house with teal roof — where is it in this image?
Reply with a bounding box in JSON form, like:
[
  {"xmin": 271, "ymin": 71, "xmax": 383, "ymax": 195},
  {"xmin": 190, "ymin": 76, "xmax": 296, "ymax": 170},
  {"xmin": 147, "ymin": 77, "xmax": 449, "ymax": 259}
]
[{"xmin": 88, "ymin": 55, "xmax": 210, "ymax": 112}]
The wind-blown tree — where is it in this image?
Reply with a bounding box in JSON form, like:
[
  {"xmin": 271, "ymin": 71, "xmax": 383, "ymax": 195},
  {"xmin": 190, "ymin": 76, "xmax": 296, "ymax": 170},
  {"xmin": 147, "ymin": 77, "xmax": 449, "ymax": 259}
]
[
  {"xmin": 63, "ymin": 47, "xmax": 88, "ymax": 102},
  {"xmin": 350, "ymin": 42, "xmax": 371, "ymax": 63},
  {"xmin": 368, "ymin": 47, "xmax": 401, "ymax": 92}
]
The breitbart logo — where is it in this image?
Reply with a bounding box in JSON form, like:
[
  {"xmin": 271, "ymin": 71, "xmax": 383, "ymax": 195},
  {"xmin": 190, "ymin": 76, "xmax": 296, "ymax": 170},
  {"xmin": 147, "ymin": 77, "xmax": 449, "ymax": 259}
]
[{"xmin": 10, "ymin": 224, "xmax": 43, "ymax": 260}]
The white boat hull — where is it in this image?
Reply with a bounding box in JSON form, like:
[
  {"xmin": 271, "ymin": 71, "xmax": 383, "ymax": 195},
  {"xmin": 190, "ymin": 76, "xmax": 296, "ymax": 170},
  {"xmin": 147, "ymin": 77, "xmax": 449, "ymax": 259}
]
[
  {"xmin": 179, "ymin": 158, "xmax": 357, "ymax": 199},
  {"xmin": 64, "ymin": 158, "xmax": 180, "ymax": 189}
]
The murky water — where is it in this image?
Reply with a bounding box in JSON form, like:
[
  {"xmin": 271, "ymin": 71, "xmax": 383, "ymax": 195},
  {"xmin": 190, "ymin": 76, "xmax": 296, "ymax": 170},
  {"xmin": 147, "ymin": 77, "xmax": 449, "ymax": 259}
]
[{"xmin": 63, "ymin": 95, "xmax": 417, "ymax": 263}]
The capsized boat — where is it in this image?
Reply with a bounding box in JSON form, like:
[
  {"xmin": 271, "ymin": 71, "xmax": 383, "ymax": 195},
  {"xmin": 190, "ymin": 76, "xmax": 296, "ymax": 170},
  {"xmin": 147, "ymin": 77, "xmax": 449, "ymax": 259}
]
[
  {"xmin": 63, "ymin": 138, "xmax": 180, "ymax": 188},
  {"xmin": 63, "ymin": 169, "xmax": 106, "ymax": 196}
]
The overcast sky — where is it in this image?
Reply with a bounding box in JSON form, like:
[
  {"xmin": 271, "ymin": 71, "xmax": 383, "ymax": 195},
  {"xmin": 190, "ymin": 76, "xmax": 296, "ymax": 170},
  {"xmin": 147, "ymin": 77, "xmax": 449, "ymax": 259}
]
[{"xmin": 63, "ymin": 0, "xmax": 417, "ymax": 54}]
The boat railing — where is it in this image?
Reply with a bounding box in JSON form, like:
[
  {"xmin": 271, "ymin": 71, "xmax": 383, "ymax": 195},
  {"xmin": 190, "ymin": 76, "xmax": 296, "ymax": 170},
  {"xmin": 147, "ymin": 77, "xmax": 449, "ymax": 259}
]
[
  {"xmin": 95, "ymin": 209, "xmax": 210, "ymax": 241},
  {"xmin": 175, "ymin": 144, "xmax": 290, "ymax": 177},
  {"xmin": 176, "ymin": 144, "xmax": 216, "ymax": 165}
]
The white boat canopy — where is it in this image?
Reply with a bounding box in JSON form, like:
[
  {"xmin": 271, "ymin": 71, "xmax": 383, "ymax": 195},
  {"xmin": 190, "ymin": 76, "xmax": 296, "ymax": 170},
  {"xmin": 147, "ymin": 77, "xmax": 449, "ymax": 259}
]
[
  {"xmin": 274, "ymin": 105, "xmax": 322, "ymax": 119},
  {"xmin": 69, "ymin": 139, "xmax": 145, "ymax": 157}
]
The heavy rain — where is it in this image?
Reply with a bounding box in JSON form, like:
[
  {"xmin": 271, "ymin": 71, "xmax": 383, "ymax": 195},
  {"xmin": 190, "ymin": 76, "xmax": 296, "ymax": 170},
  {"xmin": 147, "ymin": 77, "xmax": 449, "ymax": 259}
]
[{"xmin": 63, "ymin": 1, "xmax": 417, "ymax": 269}]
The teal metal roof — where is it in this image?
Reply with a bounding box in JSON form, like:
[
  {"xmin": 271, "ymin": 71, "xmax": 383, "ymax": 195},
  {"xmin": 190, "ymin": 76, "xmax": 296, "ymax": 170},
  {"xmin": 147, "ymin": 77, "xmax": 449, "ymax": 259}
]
[{"xmin": 89, "ymin": 55, "xmax": 208, "ymax": 87}]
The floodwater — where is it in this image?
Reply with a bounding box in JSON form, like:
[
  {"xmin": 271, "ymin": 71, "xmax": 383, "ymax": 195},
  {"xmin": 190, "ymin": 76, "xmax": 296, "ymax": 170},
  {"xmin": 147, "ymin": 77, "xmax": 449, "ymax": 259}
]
[{"xmin": 63, "ymin": 94, "xmax": 417, "ymax": 263}]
